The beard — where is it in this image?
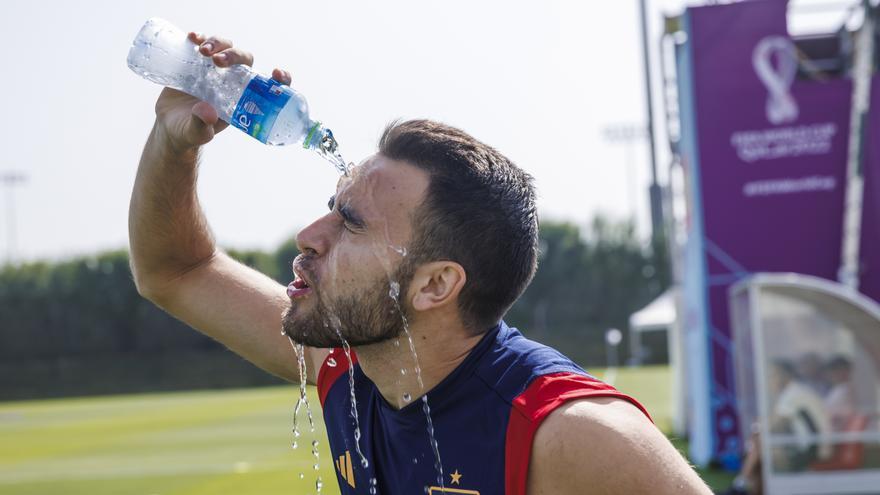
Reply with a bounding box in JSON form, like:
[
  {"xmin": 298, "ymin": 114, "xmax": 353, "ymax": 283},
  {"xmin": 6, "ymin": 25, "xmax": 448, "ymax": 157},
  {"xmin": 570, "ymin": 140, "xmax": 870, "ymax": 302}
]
[{"xmin": 281, "ymin": 259, "xmax": 414, "ymax": 348}]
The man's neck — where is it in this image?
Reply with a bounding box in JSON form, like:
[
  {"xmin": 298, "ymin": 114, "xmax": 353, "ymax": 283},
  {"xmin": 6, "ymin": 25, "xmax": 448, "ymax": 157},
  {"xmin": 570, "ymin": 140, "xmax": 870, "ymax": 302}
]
[{"xmin": 354, "ymin": 316, "xmax": 485, "ymax": 410}]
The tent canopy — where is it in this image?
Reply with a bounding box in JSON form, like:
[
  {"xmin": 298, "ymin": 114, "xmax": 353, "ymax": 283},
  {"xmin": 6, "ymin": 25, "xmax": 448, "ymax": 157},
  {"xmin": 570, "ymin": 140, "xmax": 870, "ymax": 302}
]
[{"xmin": 629, "ymin": 287, "xmax": 677, "ymax": 332}]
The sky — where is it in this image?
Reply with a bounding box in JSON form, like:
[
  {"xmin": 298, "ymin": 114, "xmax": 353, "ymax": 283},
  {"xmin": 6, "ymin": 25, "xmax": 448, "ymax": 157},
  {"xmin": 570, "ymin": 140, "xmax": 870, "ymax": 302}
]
[{"xmin": 0, "ymin": 0, "xmax": 853, "ymax": 263}]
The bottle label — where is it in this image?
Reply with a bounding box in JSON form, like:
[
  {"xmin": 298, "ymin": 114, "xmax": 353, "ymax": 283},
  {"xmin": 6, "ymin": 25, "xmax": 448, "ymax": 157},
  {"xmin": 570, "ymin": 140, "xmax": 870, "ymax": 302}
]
[{"xmin": 231, "ymin": 74, "xmax": 292, "ymax": 143}]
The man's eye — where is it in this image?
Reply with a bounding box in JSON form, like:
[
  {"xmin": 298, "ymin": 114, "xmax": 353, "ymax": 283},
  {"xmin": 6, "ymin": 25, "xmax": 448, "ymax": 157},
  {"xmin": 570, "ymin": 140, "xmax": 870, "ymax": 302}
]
[{"xmin": 342, "ymin": 219, "xmax": 364, "ymax": 234}]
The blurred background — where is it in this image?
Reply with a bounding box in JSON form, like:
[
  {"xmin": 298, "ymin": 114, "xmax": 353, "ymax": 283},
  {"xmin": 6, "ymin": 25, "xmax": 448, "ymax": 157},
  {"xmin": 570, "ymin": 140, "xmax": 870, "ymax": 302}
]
[{"xmin": 3, "ymin": 1, "xmax": 880, "ymax": 494}]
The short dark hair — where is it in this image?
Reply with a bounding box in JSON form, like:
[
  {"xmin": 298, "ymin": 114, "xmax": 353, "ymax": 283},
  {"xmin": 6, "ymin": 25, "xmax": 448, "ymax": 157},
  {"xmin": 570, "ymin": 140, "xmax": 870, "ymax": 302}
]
[{"xmin": 378, "ymin": 119, "xmax": 539, "ymax": 333}]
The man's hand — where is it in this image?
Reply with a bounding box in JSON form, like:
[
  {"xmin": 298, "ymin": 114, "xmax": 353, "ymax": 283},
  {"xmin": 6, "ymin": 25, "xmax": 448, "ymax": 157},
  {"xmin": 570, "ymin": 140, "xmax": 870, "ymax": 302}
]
[{"xmin": 153, "ymin": 32, "xmax": 293, "ymax": 153}]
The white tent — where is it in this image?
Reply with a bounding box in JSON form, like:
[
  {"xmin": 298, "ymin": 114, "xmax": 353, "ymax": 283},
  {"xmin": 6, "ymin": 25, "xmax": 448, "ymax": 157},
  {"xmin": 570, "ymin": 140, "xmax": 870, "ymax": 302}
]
[{"xmin": 630, "ymin": 288, "xmax": 677, "ymax": 339}]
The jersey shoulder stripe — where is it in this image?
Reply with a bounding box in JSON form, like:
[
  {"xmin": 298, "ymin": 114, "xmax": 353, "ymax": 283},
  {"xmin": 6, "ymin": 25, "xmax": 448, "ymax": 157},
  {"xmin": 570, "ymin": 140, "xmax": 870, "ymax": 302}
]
[
  {"xmin": 504, "ymin": 371, "xmax": 652, "ymax": 495},
  {"xmin": 317, "ymin": 348, "xmax": 357, "ymax": 407}
]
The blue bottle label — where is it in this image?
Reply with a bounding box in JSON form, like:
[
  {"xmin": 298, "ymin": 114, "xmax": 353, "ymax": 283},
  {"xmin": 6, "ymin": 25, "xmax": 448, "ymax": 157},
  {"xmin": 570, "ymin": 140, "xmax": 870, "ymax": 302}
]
[{"xmin": 231, "ymin": 74, "xmax": 292, "ymax": 143}]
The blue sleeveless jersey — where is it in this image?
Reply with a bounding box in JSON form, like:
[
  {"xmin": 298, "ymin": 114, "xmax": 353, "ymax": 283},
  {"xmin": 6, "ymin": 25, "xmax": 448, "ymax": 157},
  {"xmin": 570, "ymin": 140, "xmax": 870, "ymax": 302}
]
[{"xmin": 317, "ymin": 321, "xmax": 649, "ymax": 495}]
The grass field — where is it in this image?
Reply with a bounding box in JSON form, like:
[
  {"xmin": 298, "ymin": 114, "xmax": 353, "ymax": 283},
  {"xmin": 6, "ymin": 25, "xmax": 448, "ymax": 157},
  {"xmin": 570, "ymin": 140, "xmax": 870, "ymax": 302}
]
[{"xmin": 0, "ymin": 366, "xmax": 732, "ymax": 494}]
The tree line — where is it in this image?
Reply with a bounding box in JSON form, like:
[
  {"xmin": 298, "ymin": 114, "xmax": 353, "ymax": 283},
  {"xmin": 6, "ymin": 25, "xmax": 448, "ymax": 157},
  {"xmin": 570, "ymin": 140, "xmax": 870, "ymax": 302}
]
[{"xmin": 0, "ymin": 218, "xmax": 668, "ymax": 400}]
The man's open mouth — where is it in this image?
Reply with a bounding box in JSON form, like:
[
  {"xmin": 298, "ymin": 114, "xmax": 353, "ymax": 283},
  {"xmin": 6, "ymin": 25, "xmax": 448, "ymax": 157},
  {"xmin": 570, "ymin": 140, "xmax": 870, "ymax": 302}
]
[{"xmin": 287, "ymin": 275, "xmax": 312, "ymax": 299}]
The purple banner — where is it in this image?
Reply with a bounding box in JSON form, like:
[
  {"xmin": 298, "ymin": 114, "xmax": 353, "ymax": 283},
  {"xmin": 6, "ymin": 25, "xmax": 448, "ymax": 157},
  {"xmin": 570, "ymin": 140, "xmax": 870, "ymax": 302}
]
[
  {"xmin": 681, "ymin": 0, "xmax": 851, "ymax": 464},
  {"xmin": 860, "ymin": 78, "xmax": 880, "ymax": 302}
]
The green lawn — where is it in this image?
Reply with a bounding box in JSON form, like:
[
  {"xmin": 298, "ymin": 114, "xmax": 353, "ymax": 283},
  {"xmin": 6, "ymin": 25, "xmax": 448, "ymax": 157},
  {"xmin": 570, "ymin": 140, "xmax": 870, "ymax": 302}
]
[{"xmin": 0, "ymin": 366, "xmax": 731, "ymax": 494}]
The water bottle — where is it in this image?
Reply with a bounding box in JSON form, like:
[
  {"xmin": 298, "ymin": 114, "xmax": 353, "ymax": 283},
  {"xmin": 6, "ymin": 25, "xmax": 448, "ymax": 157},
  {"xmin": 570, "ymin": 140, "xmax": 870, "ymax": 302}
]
[{"xmin": 127, "ymin": 18, "xmax": 345, "ymax": 172}]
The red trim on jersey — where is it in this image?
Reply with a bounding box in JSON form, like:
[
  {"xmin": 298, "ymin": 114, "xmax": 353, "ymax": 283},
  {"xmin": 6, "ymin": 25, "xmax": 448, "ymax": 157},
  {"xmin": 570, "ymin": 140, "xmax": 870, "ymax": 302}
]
[
  {"xmin": 317, "ymin": 348, "xmax": 358, "ymax": 407},
  {"xmin": 504, "ymin": 372, "xmax": 652, "ymax": 495}
]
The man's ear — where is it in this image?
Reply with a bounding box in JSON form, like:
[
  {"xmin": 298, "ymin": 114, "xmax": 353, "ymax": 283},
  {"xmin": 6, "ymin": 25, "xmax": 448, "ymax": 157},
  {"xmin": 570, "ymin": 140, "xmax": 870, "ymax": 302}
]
[{"xmin": 409, "ymin": 261, "xmax": 467, "ymax": 312}]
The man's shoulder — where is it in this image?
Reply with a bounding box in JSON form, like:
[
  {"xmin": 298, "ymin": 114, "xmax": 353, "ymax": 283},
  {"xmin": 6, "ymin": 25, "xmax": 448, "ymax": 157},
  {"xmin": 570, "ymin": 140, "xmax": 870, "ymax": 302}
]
[
  {"xmin": 534, "ymin": 396, "xmax": 653, "ymax": 438},
  {"xmin": 528, "ymin": 397, "xmax": 711, "ymax": 494}
]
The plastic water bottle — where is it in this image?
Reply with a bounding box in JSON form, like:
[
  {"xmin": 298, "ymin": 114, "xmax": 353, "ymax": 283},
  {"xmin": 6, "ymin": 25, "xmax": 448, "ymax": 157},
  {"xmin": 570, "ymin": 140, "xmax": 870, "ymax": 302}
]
[{"xmin": 127, "ymin": 18, "xmax": 346, "ymax": 172}]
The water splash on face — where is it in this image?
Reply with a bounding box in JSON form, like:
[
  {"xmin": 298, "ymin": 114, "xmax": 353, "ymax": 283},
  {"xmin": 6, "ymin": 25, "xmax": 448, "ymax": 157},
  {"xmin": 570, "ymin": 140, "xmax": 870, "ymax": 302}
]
[{"xmin": 284, "ymin": 161, "xmax": 449, "ymax": 492}]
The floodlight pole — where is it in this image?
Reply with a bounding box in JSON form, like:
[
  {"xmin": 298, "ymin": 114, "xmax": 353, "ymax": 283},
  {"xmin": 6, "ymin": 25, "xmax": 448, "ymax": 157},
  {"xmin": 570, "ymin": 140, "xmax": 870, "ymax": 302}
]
[
  {"xmin": 1, "ymin": 172, "xmax": 27, "ymax": 265},
  {"xmin": 639, "ymin": 0, "xmax": 665, "ymax": 243},
  {"xmin": 602, "ymin": 124, "xmax": 647, "ymax": 228},
  {"xmin": 839, "ymin": 0, "xmax": 877, "ymax": 290}
]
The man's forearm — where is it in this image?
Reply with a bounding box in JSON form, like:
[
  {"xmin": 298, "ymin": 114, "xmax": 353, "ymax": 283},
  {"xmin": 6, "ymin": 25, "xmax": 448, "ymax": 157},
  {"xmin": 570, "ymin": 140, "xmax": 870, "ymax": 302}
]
[{"xmin": 129, "ymin": 123, "xmax": 216, "ymax": 296}]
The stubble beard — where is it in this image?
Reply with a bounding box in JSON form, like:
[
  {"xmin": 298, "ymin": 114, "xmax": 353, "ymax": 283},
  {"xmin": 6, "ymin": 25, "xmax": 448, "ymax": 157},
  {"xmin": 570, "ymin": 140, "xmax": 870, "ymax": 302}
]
[{"xmin": 281, "ymin": 262, "xmax": 414, "ymax": 348}]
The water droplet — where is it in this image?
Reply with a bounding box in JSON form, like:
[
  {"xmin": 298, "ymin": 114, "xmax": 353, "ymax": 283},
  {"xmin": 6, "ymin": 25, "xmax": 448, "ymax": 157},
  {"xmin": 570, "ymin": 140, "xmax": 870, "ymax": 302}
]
[
  {"xmin": 316, "ymin": 479, "xmax": 323, "ymax": 490},
  {"xmin": 299, "ymin": 472, "xmax": 304, "ymax": 479},
  {"xmin": 403, "ymin": 393, "xmax": 412, "ymax": 402},
  {"xmin": 327, "ymin": 357, "xmax": 337, "ymax": 367},
  {"xmin": 413, "ymin": 457, "xmax": 419, "ymax": 464},
  {"xmin": 294, "ymin": 430, "xmax": 301, "ymax": 438},
  {"xmin": 361, "ymin": 457, "xmax": 369, "ymax": 468},
  {"xmin": 394, "ymin": 339, "xmax": 401, "ymax": 348},
  {"xmin": 314, "ymin": 463, "xmax": 320, "ymax": 470},
  {"xmin": 312, "ymin": 440, "xmax": 319, "ymax": 448},
  {"xmin": 388, "ymin": 281, "xmax": 400, "ymax": 300},
  {"xmin": 291, "ymin": 441, "xmax": 298, "ymax": 449},
  {"xmin": 400, "ymin": 368, "xmax": 407, "ymax": 375}
]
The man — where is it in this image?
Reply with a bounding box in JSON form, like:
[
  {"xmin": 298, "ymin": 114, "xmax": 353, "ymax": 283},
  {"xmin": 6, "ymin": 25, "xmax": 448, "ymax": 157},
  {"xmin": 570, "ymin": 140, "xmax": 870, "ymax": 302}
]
[
  {"xmin": 129, "ymin": 30, "xmax": 711, "ymax": 494},
  {"xmin": 823, "ymin": 356, "xmax": 856, "ymax": 431},
  {"xmin": 770, "ymin": 359, "xmax": 832, "ymax": 468},
  {"xmin": 724, "ymin": 360, "xmax": 834, "ymax": 495}
]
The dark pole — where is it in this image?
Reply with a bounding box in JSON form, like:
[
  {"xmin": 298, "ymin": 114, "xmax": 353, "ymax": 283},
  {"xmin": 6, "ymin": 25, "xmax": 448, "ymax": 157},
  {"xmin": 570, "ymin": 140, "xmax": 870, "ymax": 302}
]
[{"xmin": 639, "ymin": 0, "xmax": 664, "ymax": 242}]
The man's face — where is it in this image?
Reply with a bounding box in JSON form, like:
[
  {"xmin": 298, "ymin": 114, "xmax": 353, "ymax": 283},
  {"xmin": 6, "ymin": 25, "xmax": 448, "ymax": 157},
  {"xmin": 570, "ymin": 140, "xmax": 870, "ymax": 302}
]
[{"xmin": 281, "ymin": 154, "xmax": 430, "ymax": 347}]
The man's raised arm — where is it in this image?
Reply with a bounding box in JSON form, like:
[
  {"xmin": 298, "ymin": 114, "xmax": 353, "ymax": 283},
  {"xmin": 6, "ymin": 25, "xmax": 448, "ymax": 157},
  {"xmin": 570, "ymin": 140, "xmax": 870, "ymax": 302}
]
[{"xmin": 128, "ymin": 31, "xmax": 327, "ymax": 384}]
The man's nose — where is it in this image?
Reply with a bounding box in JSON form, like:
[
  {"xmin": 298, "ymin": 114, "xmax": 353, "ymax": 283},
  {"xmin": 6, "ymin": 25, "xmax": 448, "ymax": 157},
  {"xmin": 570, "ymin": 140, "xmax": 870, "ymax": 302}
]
[{"xmin": 295, "ymin": 213, "xmax": 335, "ymax": 257}]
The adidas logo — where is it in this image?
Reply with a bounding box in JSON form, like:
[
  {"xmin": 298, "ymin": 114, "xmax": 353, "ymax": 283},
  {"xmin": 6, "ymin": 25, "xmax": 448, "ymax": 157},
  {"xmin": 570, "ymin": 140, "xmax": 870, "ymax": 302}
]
[{"xmin": 335, "ymin": 450, "xmax": 356, "ymax": 488}]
